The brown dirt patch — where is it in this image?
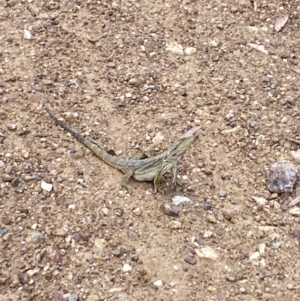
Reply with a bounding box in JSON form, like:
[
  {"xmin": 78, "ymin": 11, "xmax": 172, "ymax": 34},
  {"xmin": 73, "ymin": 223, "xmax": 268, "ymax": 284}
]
[{"xmin": 1, "ymin": 0, "xmax": 300, "ymax": 300}]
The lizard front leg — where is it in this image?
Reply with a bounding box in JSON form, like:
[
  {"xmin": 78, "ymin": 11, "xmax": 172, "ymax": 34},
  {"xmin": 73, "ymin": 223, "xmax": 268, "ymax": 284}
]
[
  {"xmin": 171, "ymin": 160, "xmax": 182, "ymax": 186},
  {"xmin": 121, "ymin": 169, "xmax": 134, "ymax": 193}
]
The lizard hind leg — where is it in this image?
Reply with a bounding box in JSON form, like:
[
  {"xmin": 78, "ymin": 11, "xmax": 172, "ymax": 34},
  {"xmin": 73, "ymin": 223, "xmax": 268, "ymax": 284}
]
[
  {"xmin": 154, "ymin": 174, "xmax": 164, "ymax": 194},
  {"xmin": 120, "ymin": 169, "xmax": 134, "ymax": 194}
]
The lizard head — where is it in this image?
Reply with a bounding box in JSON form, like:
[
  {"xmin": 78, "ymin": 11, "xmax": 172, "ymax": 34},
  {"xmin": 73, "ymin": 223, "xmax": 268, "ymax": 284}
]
[{"xmin": 166, "ymin": 126, "xmax": 200, "ymax": 159}]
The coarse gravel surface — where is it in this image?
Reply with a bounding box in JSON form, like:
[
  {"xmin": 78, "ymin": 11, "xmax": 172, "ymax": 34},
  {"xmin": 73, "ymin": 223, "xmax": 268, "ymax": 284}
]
[{"xmin": 1, "ymin": 0, "xmax": 300, "ymax": 300}]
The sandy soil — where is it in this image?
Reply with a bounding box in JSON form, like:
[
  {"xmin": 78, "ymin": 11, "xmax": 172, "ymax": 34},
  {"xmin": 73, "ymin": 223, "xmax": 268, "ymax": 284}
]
[{"xmin": 1, "ymin": 0, "xmax": 300, "ymax": 300}]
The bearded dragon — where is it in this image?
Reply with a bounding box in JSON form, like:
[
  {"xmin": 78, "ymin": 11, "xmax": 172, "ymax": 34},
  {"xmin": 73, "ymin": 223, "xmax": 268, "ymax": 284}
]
[{"xmin": 45, "ymin": 108, "xmax": 199, "ymax": 193}]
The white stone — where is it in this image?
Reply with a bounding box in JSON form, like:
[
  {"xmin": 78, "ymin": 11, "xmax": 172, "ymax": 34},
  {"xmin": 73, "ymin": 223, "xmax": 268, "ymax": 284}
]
[
  {"xmin": 195, "ymin": 246, "xmax": 218, "ymax": 261},
  {"xmin": 152, "ymin": 132, "xmax": 164, "ymax": 145},
  {"xmin": 41, "ymin": 180, "xmax": 52, "ymax": 192},
  {"xmin": 153, "ymin": 280, "xmax": 163, "ymax": 287},
  {"xmin": 203, "ymin": 231, "xmax": 213, "ymax": 238},
  {"xmin": 166, "ymin": 42, "xmax": 184, "ymax": 55},
  {"xmin": 24, "ymin": 29, "xmax": 32, "ymax": 39},
  {"xmin": 291, "ymin": 151, "xmax": 300, "ymax": 160},
  {"xmin": 185, "ymin": 47, "xmax": 196, "ymax": 55},
  {"xmin": 258, "ymin": 243, "xmax": 266, "ymax": 255},
  {"xmin": 122, "ymin": 263, "xmax": 132, "ymax": 272},
  {"xmin": 249, "ymin": 251, "xmax": 260, "ymax": 261},
  {"xmin": 289, "ymin": 207, "xmax": 300, "ymax": 216},
  {"xmin": 172, "ymin": 195, "xmax": 193, "ymax": 206},
  {"xmin": 252, "ymin": 196, "xmax": 267, "ymax": 206}
]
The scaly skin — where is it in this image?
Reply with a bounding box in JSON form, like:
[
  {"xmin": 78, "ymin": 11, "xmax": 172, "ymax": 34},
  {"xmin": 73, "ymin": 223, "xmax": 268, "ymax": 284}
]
[{"xmin": 46, "ymin": 107, "xmax": 199, "ymax": 193}]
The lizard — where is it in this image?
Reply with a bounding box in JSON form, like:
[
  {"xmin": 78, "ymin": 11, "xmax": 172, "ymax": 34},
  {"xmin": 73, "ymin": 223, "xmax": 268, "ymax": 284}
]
[{"xmin": 45, "ymin": 107, "xmax": 199, "ymax": 193}]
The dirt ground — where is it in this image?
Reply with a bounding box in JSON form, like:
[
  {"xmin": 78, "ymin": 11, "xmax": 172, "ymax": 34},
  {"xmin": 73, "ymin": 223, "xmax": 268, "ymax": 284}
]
[{"xmin": 1, "ymin": 0, "xmax": 300, "ymax": 300}]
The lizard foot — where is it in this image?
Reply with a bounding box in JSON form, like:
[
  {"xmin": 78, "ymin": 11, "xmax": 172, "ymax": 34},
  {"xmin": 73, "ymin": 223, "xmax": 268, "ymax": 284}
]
[{"xmin": 120, "ymin": 183, "xmax": 133, "ymax": 194}]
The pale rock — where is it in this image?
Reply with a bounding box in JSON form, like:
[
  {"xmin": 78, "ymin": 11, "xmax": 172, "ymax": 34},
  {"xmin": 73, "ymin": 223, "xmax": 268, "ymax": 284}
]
[
  {"xmin": 195, "ymin": 246, "xmax": 218, "ymax": 261},
  {"xmin": 252, "ymin": 196, "xmax": 267, "ymax": 206},
  {"xmin": 24, "ymin": 29, "xmax": 32, "ymax": 39},
  {"xmin": 168, "ymin": 220, "xmax": 182, "ymax": 229},
  {"xmin": 133, "ymin": 207, "xmax": 142, "ymax": 216},
  {"xmin": 259, "ymin": 258, "xmax": 266, "ymax": 267},
  {"xmin": 86, "ymin": 295, "xmax": 100, "ymax": 301},
  {"xmin": 172, "ymin": 195, "xmax": 193, "ymax": 206},
  {"xmin": 26, "ymin": 268, "xmax": 39, "ymax": 277},
  {"xmin": 203, "ymin": 230, "xmax": 213, "ymax": 238},
  {"xmin": 153, "ymin": 280, "xmax": 163, "ymax": 287},
  {"xmin": 291, "ymin": 150, "xmax": 300, "ymax": 160},
  {"xmin": 28, "ymin": 231, "xmax": 44, "ymax": 243},
  {"xmin": 122, "ymin": 263, "xmax": 132, "ymax": 272},
  {"xmin": 249, "ymin": 251, "xmax": 260, "ymax": 261},
  {"xmin": 102, "ymin": 207, "xmax": 109, "ymax": 215},
  {"xmin": 209, "ymin": 40, "xmax": 220, "ymax": 47},
  {"xmin": 152, "ymin": 132, "xmax": 164, "ymax": 145},
  {"xmin": 289, "ymin": 207, "xmax": 300, "ymax": 216},
  {"xmin": 94, "ymin": 238, "xmax": 108, "ymax": 252},
  {"xmin": 258, "ymin": 243, "xmax": 266, "ymax": 255},
  {"xmin": 41, "ymin": 180, "xmax": 53, "ymax": 192},
  {"xmin": 185, "ymin": 47, "xmax": 196, "ymax": 55},
  {"xmin": 166, "ymin": 41, "xmax": 184, "ymax": 55}
]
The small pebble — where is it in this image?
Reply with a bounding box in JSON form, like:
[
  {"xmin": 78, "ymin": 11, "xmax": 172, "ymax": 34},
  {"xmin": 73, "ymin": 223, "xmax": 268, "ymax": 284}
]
[
  {"xmin": 24, "ymin": 29, "xmax": 32, "ymax": 39},
  {"xmin": 272, "ymin": 241, "xmax": 282, "ymax": 249},
  {"xmin": 52, "ymin": 228, "xmax": 68, "ymax": 237},
  {"xmin": 195, "ymin": 246, "xmax": 218, "ymax": 261},
  {"xmin": 11, "ymin": 178, "xmax": 20, "ymax": 187},
  {"xmin": 209, "ymin": 40, "xmax": 219, "ymax": 47},
  {"xmin": 258, "ymin": 243, "xmax": 266, "ymax": 255},
  {"xmin": 162, "ymin": 204, "xmax": 180, "ymax": 217},
  {"xmin": 267, "ymin": 161, "xmax": 297, "ymax": 193},
  {"xmin": 289, "ymin": 207, "xmax": 300, "ymax": 216},
  {"xmin": 41, "ymin": 180, "xmax": 53, "ymax": 192},
  {"xmin": 68, "ymin": 293, "xmax": 79, "ymax": 301},
  {"xmin": 212, "ymin": 55, "xmax": 219, "ymax": 62},
  {"xmin": 6, "ymin": 123, "xmax": 17, "ymax": 131},
  {"xmin": 0, "ymin": 228, "xmax": 8, "ymax": 237},
  {"xmin": 117, "ymin": 292, "xmax": 128, "ymax": 301},
  {"xmin": 29, "ymin": 231, "xmax": 44, "ymax": 243},
  {"xmin": 291, "ymin": 151, "xmax": 300, "ymax": 160},
  {"xmin": 102, "ymin": 207, "xmax": 109, "ymax": 215},
  {"xmin": 122, "ymin": 263, "xmax": 132, "ymax": 272},
  {"xmin": 203, "ymin": 230, "xmax": 213, "ymax": 238},
  {"xmin": 166, "ymin": 41, "xmax": 184, "ymax": 55},
  {"xmin": 185, "ymin": 47, "xmax": 196, "ymax": 55},
  {"xmin": 153, "ymin": 280, "xmax": 163, "ymax": 287},
  {"xmin": 152, "ymin": 132, "xmax": 164, "ymax": 145},
  {"xmin": 249, "ymin": 251, "xmax": 260, "ymax": 261},
  {"xmin": 168, "ymin": 221, "xmax": 182, "ymax": 229},
  {"xmin": 206, "ymin": 214, "xmax": 217, "ymax": 223},
  {"xmin": 128, "ymin": 78, "xmax": 138, "ymax": 85},
  {"xmin": 172, "ymin": 195, "xmax": 193, "ymax": 206},
  {"xmin": 292, "ymin": 229, "xmax": 300, "ymax": 238},
  {"xmin": 184, "ymin": 257, "xmax": 196, "ymax": 265},
  {"xmin": 22, "ymin": 151, "xmax": 30, "ymax": 159},
  {"xmin": 208, "ymin": 285, "xmax": 216, "ymax": 292},
  {"xmin": 219, "ymin": 190, "xmax": 227, "ymax": 197},
  {"xmin": 226, "ymin": 275, "xmax": 236, "ymax": 282},
  {"xmin": 2, "ymin": 174, "xmax": 14, "ymax": 182},
  {"xmin": 133, "ymin": 207, "xmax": 142, "ymax": 216},
  {"xmin": 203, "ymin": 203, "xmax": 212, "ymax": 211},
  {"xmin": 86, "ymin": 295, "xmax": 101, "ymax": 301},
  {"xmin": 15, "ymin": 186, "xmax": 25, "ymax": 193}
]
